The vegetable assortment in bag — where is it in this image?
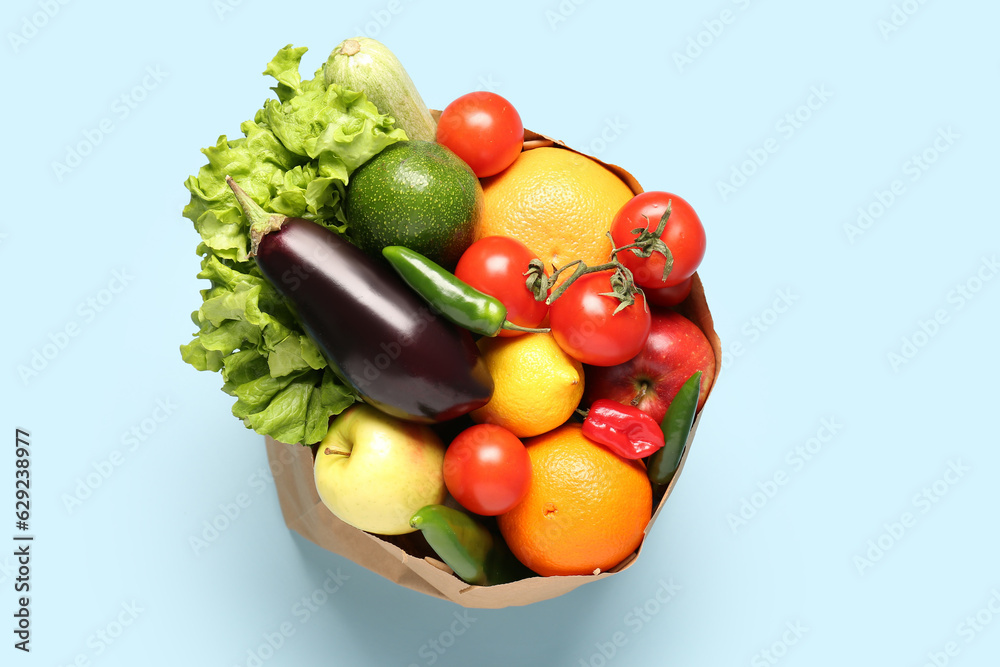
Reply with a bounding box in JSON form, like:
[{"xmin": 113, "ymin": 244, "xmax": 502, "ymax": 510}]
[
  {"xmin": 180, "ymin": 45, "xmax": 407, "ymax": 445},
  {"xmin": 183, "ymin": 38, "xmax": 721, "ymax": 606}
]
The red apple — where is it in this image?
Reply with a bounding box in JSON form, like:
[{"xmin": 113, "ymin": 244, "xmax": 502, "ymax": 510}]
[{"xmin": 583, "ymin": 309, "xmax": 716, "ymax": 424}]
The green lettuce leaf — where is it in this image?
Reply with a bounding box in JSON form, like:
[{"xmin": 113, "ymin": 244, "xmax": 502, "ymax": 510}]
[{"xmin": 180, "ymin": 45, "xmax": 406, "ymax": 445}]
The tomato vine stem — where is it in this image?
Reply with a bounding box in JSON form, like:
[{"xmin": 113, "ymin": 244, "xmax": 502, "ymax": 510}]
[{"xmin": 520, "ymin": 200, "xmax": 675, "ymax": 313}]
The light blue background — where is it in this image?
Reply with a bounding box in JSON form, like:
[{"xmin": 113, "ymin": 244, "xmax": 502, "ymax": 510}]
[{"xmin": 3, "ymin": 0, "xmax": 999, "ymax": 665}]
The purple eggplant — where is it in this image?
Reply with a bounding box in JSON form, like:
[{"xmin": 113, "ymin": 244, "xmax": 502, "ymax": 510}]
[{"xmin": 225, "ymin": 176, "xmax": 493, "ymax": 423}]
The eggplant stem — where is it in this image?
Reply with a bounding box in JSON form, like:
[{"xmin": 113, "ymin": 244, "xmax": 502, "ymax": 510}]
[{"xmin": 225, "ymin": 175, "xmax": 287, "ymax": 256}]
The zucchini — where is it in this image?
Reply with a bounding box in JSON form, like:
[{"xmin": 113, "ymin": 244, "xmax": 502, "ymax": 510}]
[{"xmin": 324, "ymin": 37, "xmax": 437, "ymax": 142}]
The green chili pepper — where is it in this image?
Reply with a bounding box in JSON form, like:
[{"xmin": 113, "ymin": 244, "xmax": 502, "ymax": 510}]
[
  {"xmin": 409, "ymin": 505, "xmax": 533, "ymax": 586},
  {"xmin": 410, "ymin": 505, "xmax": 493, "ymax": 584},
  {"xmin": 383, "ymin": 246, "xmax": 508, "ymax": 337},
  {"xmin": 647, "ymin": 371, "xmax": 702, "ymax": 486}
]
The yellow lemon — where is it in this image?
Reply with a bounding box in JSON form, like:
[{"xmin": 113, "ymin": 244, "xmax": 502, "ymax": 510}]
[{"xmin": 471, "ymin": 332, "xmax": 584, "ymax": 438}]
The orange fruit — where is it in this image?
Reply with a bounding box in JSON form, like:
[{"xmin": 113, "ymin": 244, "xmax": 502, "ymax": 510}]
[
  {"xmin": 498, "ymin": 424, "xmax": 652, "ymax": 576},
  {"xmin": 475, "ymin": 147, "xmax": 635, "ymax": 274}
]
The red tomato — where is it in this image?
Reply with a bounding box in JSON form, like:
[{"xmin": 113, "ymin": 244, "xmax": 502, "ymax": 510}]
[
  {"xmin": 455, "ymin": 236, "xmax": 548, "ymax": 337},
  {"xmin": 436, "ymin": 92, "xmax": 524, "ymax": 178},
  {"xmin": 611, "ymin": 192, "xmax": 706, "ymax": 288},
  {"xmin": 549, "ymin": 270, "xmax": 652, "ymax": 366},
  {"xmin": 443, "ymin": 424, "xmax": 531, "ymax": 516},
  {"xmin": 642, "ymin": 275, "xmax": 693, "ymax": 307}
]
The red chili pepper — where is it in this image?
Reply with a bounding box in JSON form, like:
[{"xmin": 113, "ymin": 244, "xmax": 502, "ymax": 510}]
[{"xmin": 582, "ymin": 400, "xmax": 665, "ymax": 459}]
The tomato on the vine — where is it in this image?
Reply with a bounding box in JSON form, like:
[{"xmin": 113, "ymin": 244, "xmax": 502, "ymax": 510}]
[
  {"xmin": 642, "ymin": 275, "xmax": 693, "ymax": 307},
  {"xmin": 611, "ymin": 192, "xmax": 706, "ymax": 288},
  {"xmin": 443, "ymin": 424, "xmax": 531, "ymax": 516},
  {"xmin": 436, "ymin": 92, "xmax": 523, "ymax": 178},
  {"xmin": 549, "ymin": 270, "xmax": 651, "ymax": 367},
  {"xmin": 455, "ymin": 236, "xmax": 548, "ymax": 337}
]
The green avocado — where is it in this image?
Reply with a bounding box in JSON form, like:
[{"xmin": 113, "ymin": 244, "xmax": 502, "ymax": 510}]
[{"xmin": 345, "ymin": 140, "xmax": 483, "ymax": 269}]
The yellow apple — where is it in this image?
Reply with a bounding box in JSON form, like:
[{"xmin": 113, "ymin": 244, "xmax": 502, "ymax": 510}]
[{"xmin": 314, "ymin": 404, "xmax": 446, "ymax": 535}]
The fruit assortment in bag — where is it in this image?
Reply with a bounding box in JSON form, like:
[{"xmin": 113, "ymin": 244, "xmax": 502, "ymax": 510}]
[{"xmin": 182, "ymin": 37, "xmax": 718, "ymax": 589}]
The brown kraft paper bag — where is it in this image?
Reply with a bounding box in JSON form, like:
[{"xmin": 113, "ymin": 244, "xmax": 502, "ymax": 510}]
[{"xmin": 265, "ymin": 127, "xmax": 722, "ymax": 609}]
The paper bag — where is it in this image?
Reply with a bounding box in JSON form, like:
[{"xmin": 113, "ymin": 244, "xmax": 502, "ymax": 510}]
[{"xmin": 266, "ymin": 129, "xmax": 722, "ymax": 609}]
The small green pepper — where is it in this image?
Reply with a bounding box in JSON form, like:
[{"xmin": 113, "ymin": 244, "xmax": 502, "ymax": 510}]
[
  {"xmin": 410, "ymin": 505, "xmax": 493, "ymax": 584},
  {"xmin": 647, "ymin": 371, "xmax": 702, "ymax": 486},
  {"xmin": 409, "ymin": 505, "xmax": 532, "ymax": 586},
  {"xmin": 383, "ymin": 246, "xmax": 508, "ymax": 337}
]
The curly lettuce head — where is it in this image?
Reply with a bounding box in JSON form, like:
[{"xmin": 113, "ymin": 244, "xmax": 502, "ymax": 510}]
[{"xmin": 180, "ymin": 45, "xmax": 407, "ymax": 445}]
